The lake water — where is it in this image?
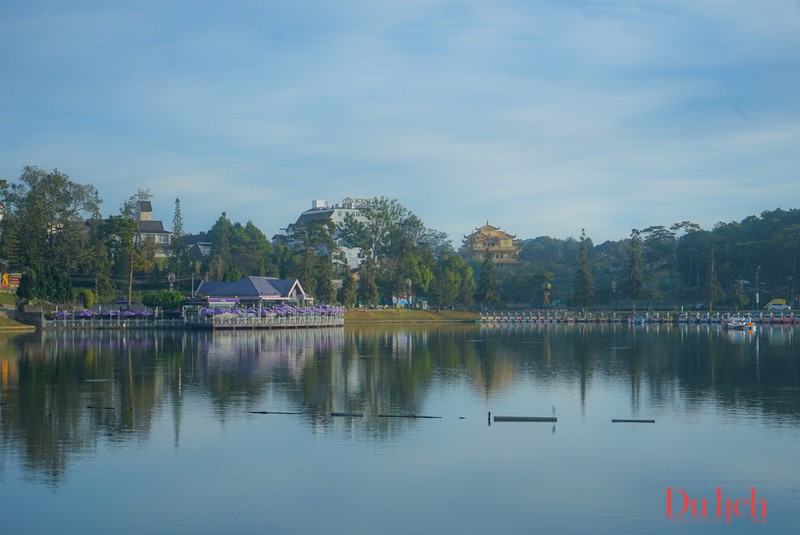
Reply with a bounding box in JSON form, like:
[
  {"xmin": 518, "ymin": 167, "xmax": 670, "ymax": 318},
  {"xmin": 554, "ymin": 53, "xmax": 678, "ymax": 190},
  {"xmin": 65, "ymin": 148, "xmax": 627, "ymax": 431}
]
[{"xmin": 1, "ymin": 323, "xmax": 798, "ymax": 534}]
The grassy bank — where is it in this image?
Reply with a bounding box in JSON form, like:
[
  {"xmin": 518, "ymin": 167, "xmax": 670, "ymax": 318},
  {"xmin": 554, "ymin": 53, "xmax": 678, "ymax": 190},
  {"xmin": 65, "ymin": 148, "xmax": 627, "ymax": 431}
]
[
  {"xmin": 0, "ymin": 292, "xmax": 16, "ymax": 308},
  {"xmin": 0, "ymin": 292, "xmax": 33, "ymax": 331},
  {"xmin": 0, "ymin": 317, "xmax": 34, "ymax": 331},
  {"xmin": 345, "ymin": 308, "xmax": 479, "ymax": 323}
]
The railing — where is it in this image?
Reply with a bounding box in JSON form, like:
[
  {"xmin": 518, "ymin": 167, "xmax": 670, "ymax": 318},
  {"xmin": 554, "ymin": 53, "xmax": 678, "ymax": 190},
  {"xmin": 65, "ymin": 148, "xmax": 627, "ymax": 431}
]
[
  {"xmin": 187, "ymin": 313, "xmax": 345, "ymax": 329},
  {"xmin": 42, "ymin": 318, "xmax": 187, "ymax": 329},
  {"xmin": 42, "ymin": 314, "xmax": 345, "ymax": 330}
]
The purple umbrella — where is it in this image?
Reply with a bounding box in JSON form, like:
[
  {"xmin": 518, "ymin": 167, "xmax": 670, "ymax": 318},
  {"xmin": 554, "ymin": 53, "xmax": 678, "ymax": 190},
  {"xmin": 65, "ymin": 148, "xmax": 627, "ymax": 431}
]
[
  {"xmin": 122, "ymin": 310, "xmax": 137, "ymax": 317},
  {"xmin": 138, "ymin": 310, "xmax": 153, "ymax": 317},
  {"xmin": 55, "ymin": 310, "xmax": 72, "ymax": 318},
  {"xmin": 77, "ymin": 310, "xmax": 95, "ymax": 317}
]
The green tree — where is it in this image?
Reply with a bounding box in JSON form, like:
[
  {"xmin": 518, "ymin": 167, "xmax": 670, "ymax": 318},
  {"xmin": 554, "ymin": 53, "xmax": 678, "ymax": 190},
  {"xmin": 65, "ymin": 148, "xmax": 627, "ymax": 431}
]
[
  {"xmin": 315, "ymin": 255, "xmax": 338, "ymax": 304},
  {"xmin": 572, "ymin": 229, "xmax": 596, "ymax": 309},
  {"xmin": 703, "ymin": 248, "xmax": 725, "ymax": 310},
  {"xmin": 475, "ymin": 256, "xmax": 500, "ymax": 306},
  {"xmin": 730, "ymin": 279, "xmax": 749, "ymax": 310},
  {"xmin": 357, "ymin": 257, "xmax": 379, "ymax": 306},
  {"xmin": 205, "ymin": 212, "xmax": 233, "ymax": 280},
  {"xmin": 83, "ymin": 217, "xmax": 115, "ymax": 299},
  {"xmin": 168, "ymin": 197, "xmax": 188, "ymax": 290},
  {"xmin": 0, "ymin": 166, "xmax": 100, "ymax": 301},
  {"xmin": 141, "ymin": 289, "xmax": 186, "ymax": 310},
  {"xmin": 339, "ymin": 197, "xmax": 446, "ymax": 304},
  {"xmin": 78, "ymin": 289, "xmax": 95, "ymax": 309},
  {"xmin": 17, "ymin": 260, "xmax": 73, "ymax": 303},
  {"xmin": 430, "ymin": 253, "xmax": 463, "ymax": 307},
  {"xmin": 339, "ymin": 269, "xmax": 358, "ymax": 308},
  {"xmin": 116, "ymin": 192, "xmax": 160, "ymax": 305},
  {"xmin": 430, "ymin": 253, "xmax": 474, "ymax": 308},
  {"xmin": 624, "ymin": 229, "xmax": 645, "ymax": 304}
]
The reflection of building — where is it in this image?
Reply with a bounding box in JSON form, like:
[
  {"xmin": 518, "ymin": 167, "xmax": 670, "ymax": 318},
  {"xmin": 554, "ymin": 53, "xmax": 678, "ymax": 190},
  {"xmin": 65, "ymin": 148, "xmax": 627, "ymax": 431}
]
[
  {"xmin": 274, "ymin": 198, "xmax": 369, "ymax": 269},
  {"xmin": 459, "ymin": 222, "xmax": 520, "ymax": 265},
  {"xmin": 195, "ymin": 276, "xmax": 311, "ymax": 306}
]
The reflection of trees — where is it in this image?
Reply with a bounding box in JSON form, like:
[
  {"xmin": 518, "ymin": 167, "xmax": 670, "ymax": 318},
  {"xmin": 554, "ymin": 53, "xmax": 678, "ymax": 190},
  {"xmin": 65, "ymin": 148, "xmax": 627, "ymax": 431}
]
[
  {"xmin": 1, "ymin": 323, "xmax": 798, "ymax": 483},
  {"xmin": 0, "ymin": 330, "xmax": 185, "ymax": 485}
]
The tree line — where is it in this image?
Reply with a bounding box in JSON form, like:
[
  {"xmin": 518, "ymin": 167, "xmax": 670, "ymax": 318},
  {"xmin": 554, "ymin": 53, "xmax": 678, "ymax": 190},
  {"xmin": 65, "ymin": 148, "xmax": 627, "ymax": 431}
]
[{"xmin": 1, "ymin": 166, "xmax": 797, "ymax": 310}]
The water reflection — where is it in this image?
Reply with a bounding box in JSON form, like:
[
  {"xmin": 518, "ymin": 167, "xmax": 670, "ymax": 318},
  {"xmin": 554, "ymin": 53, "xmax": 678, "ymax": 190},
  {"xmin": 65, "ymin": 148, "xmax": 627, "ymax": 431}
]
[{"xmin": 1, "ymin": 323, "xmax": 798, "ymax": 485}]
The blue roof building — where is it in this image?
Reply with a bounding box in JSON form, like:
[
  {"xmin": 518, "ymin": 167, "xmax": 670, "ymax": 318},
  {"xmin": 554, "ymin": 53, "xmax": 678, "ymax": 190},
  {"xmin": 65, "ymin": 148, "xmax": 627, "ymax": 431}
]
[{"xmin": 195, "ymin": 276, "xmax": 311, "ymax": 306}]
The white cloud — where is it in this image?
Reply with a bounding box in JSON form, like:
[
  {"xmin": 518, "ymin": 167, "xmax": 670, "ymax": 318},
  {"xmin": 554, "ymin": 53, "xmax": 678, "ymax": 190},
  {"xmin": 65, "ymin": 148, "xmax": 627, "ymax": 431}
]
[{"xmin": 1, "ymin": 0, "xmax": 798, "ymax": 243}]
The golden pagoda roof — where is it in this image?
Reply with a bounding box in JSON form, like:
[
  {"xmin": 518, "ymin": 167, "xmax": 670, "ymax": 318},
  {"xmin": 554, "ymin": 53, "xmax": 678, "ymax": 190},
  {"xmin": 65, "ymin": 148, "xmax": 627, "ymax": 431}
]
[{"xmin": 463, "ymin": 221, "xmax": 517, "ymax": 241}]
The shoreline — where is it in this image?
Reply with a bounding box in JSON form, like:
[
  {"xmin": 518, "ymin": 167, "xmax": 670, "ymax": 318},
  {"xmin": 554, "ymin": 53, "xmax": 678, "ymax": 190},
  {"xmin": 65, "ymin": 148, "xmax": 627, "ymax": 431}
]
[{"xmin": 344, "ymin": 309, "xmax": 479, "ymax": 323}]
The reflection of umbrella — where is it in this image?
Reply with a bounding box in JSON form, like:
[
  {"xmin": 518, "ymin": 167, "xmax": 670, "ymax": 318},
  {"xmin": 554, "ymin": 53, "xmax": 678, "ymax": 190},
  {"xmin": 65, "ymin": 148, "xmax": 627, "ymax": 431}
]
[{"xmin": 245, "ymin": 308, "xmax": 257, "ymax": 314}]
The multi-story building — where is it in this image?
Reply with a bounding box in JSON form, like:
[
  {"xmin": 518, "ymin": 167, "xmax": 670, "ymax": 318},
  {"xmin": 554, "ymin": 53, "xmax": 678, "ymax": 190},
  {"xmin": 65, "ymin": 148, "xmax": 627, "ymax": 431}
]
[
  {"xmin": 135, "ymin": 200, "xmax": 173, "ymax": 258},
  {"xmin": 459, "ymin": 222, "xmax": 520, "ymax": 265},
  {"xmin": 275, "ymin": 198, "xmax": 369, "ymax": 269}
]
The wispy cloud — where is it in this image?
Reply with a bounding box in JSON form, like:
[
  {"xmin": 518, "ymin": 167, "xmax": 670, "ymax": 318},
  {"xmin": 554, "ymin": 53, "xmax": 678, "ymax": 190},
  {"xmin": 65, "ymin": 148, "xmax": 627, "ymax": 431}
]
[{"xmin": 2, "ymin": 0, "xmax": 798, "ymax": 243}]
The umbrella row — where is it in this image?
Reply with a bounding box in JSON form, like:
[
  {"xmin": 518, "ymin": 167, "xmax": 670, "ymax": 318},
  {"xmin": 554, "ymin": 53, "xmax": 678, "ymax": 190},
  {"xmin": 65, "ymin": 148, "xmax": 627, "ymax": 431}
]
[
  {"xmin": 198, "ymin": 304, "xmax": 345, "ymax": 317},
  {"xmin": 54, "ymin": 309, "xmax": 154, "ymax": 318}
]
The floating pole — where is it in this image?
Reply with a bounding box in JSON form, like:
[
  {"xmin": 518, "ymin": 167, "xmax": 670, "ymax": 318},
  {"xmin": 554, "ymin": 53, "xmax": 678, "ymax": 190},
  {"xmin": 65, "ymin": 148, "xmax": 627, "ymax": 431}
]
[
  {"xmin": 87, "ymin": 405, "xmax": 115, "ymax": 410},
  {"xmin": 612, "ymin": 419, "xmax": 655, "ymax": 423},
  {"xmin": 330, "ymin": 412, "xmax": 364, "ymax": 417},
  {"xmin": 378, "ymin": 414, "xmax": 441, "ymax": 419},
  {"xmin": 248, "ymin": 411, "xmax": 302, "ymax": 415},
  {"xmin": 493, "ymin": 416, "xmax": 557, "ymax": 423}
]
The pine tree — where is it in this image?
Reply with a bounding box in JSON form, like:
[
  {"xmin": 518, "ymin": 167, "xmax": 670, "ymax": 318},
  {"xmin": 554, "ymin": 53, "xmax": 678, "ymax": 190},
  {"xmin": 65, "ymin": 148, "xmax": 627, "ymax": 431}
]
[
  {"xmin": 357, "ymin": 257, "xmax": 379, "ymax": 306},
  {"xmin": 475, "ymin": 255, "xmax": 500, "ymax": 306},
  {"xmin": 625, "ymin": 229, "xmax": 645, "ymax": 304},
  {"xmin": 573, "ymin": 229, "xmax": 595, "ymax": 309},
  {"xmin": 339, "ymin": 270, "xmax": 358, "ymax": 308},
  {"xmin": 703, "ymin": 248, "xmax": 725, "ymax": 310},
  {"xmin": 169, "ymin": 197, "xmax": 186, "ymax": 289}
]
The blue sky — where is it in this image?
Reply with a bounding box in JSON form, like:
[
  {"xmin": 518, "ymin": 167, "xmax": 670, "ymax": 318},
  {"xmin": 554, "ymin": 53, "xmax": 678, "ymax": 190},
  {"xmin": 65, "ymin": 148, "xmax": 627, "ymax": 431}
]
[{"xmin": 2, "ymin": 0, "xmax": 799, "ymax": 245}]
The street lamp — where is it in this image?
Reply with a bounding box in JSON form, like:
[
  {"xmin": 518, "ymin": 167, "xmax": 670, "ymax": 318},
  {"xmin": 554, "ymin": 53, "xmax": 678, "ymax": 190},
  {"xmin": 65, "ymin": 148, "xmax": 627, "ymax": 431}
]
[
  {"xmin": 611, "ymin": 280, "xmax": 617, "ymax": 311},
  {"xmin": 755, "ymin": 266, "xmax": 761, "ymax": 309}
]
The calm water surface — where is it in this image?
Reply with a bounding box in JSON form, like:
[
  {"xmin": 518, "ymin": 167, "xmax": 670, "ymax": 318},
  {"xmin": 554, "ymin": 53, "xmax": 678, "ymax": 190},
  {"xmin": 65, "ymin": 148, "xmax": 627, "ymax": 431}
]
[{"xmin": 1, "ymin": 323, "xmax": 798, "ymax": 534}]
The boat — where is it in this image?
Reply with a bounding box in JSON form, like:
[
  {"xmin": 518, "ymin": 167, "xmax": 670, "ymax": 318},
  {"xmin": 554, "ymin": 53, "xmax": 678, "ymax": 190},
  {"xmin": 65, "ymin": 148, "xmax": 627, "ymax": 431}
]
[{"xmin": 723, "ymin": 318, "xmax": 757, "ymax": 332}]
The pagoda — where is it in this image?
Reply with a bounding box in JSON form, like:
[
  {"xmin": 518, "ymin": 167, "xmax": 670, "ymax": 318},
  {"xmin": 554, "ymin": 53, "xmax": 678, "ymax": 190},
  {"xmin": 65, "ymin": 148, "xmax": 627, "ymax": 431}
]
[{"xmin": 459, "ymin": 222, "xmax": 520, "ymax": 265}]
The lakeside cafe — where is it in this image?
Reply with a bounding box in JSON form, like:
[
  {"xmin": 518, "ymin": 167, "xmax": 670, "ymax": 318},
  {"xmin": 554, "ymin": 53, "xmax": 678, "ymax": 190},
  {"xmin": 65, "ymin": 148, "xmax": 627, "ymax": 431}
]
[
  {"xmin": 43, "ymin": 276, "xmax": 344, "ymax": 331},
  {"xmin": 186, "ymin": 276, "xmax": 344, "ymax": 330}
]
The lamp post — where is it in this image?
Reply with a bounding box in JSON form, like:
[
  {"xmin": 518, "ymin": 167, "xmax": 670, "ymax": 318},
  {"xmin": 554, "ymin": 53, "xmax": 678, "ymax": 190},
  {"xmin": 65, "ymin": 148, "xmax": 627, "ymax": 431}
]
[
  {"xmin": 611, "ymin": 280, "xmax": 617, "ymax": 312},
  {"xmin": 755, "ymin": 266, "xmax": 761, "ymax": 310}
]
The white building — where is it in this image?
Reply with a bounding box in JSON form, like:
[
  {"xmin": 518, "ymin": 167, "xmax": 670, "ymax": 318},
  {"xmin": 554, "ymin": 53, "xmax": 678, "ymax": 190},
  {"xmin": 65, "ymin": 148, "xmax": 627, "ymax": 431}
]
[
  {"xmin": 275, "ymin": 198, "xmax": 369, "ymax": 269},
  {"xmin": 134, "ymin": 200, "xmax": 173, "ymax": 258}
]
